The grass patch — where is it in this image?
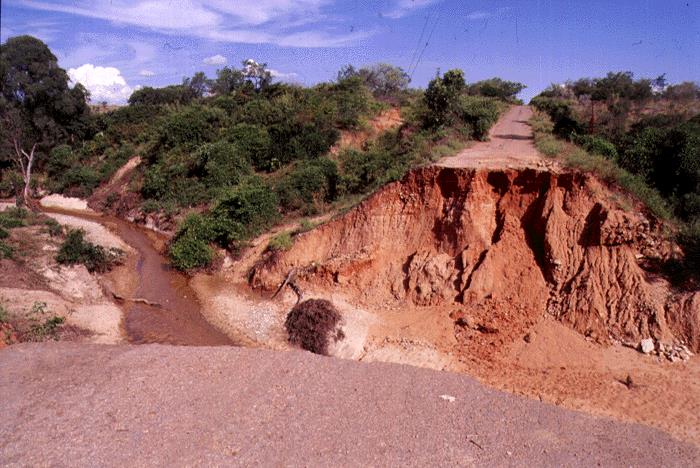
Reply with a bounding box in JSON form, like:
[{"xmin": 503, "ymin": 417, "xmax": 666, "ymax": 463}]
[
  {"xmin": 296, "ymin": 219, "xmax": 317, "ymax": 234},
  {"xmin": 267, "ymin": 231, "xmax": 293, "ymax": 252}
]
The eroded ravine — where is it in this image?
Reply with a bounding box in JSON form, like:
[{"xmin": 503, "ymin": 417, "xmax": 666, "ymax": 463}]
[{"xmin": 42, "ymin": 206, "xmax": 232, "ymax": 346}]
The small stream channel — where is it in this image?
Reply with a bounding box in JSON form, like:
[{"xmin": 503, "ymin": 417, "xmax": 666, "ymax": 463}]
[{"xmin": 43, "ymin": 207, "xmax": 233, "ymax": 346}]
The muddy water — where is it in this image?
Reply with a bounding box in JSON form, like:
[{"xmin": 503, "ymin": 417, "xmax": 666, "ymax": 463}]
[{"xmin": 43, "ymin": 207, "xmax": 233, "ymax": 346}]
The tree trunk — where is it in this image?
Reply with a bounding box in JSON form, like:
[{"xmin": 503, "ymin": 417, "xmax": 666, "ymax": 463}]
[{"xmin": 12, "ymin": 140, "xmax": 36, "ymax": 207}]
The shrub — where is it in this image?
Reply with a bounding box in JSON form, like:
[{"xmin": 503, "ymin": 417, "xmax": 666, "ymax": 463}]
[
  {"xmin": 0, "ymin": 227, "xmax": 8, "ymax": 239},
  {"xmin": 677, "ymin": 221, "xmax": 700, "ymax": 279},
  {"xmin": 276, "ymin": 158, "xmax": 338, "ymax": 212},
  {"xmin": 574, "ymin": 134, "xmax": 618, "ymax": 159},
  {"xmin": 55, "ymin": 166, "xmax": 101, "ymax": 196},
  {"xmin": 208, "ymin": 180, "xmax": 280, "ymax": 247},
  {"xmin": 457, "ymin": 96, "xmax": 501, "ymax": 140},
  {"xmin": 0, "ymin": 240, "xmax": 13, "ymax": 259},
  {"xmin": 297, "ymin": 219, "xmax": 317, "ymax": 233},
  {"xmin": 268, "ymin": 232, "xmax": 293, "ymax": 252},
  {"xmin": 46, "ymin": 144, "xmax": 77, "ymax": 177},
  {"xmin": 168, "ymin": 213, "xmax": 216, "ymax": 270},
  {"xmin": 563, "ymin": 150, "xmax": 671, "ymax": 220},
  {"xmin": 223, "ymin": 123, "xmax": 272, "ymax": 171},
  {"xmin": 44, "ymin": 219, "xmax": 62, "ymax": 237},
  {"xmin": 196, "ymin": 141, "xmax": 253, "ymax": 187},
  {"xmin": 284, "ymin": 299, "xmax": 344, "ymax": 355},
  {"xmin": 56, "ymin": 229, "xmax": 120, "ymax": 273},
  {"xmin": 0, "ymin": 207, "xmax": 27, "ymax": 228},
  {"xmin": 152, "ymin": 106, "xmax": 226, "ymax": 153},
  {"xmin": 169, "ymin": 235, "xmax": 213, "ymax": 270}
]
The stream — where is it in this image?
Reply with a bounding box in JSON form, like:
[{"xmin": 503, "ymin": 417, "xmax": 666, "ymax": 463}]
[{"xmin": 43, "ymin": 206, "xmax": 233, "ymax": 346}]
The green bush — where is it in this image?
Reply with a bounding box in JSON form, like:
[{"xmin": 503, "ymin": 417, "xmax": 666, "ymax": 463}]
[
  {"xmin": 563, "ymin": 150, "xmax": 671, "ymax": 220},
  {"xmin": 169, "ymin": 234, "xmax": 214, "ymax": 270},
  {"xmin": 58, "ymin": 166, "xmax": 101, "ymax": 196},
  {"xmin": 339, "ymin": 146, "xmax": 408, "ymax": 194},
  {"xmin": 208, "ymin": 179, "xmax": 280, "ymax": 247},
  {"xmin": 196, "ymin": 141, "xmax": 253, "ymax": 187},
  {"xmin": 0, "ymin": 207, "xmax": 27, "ymax": 228},
  {"xmin": 152, "ymin": 106, "xmax": 227, "ymax": 153},
  {"xmin": 0, "ymin": 227, "xmax": 8, "ymax": 239},
  {"xmin": 98, "ymin": 144, "xmax": 134, "ymax": 181},
  {"xmin": 574, "ymin": 134, "xmax": 618, "ymax": 159},
  {"xmin": 56, "ymin": 229, "xmax": 120, "ymax": 273},
  {"xmin": 276, "ymin": 158, "xmax": 338, "ymax": 212},
  {"xmin": 223, "ymin": 123, "xmax": 272, "ymax": 171},
  {"xmin": 46, "ymin": 145, "xmax": 77, "ymax": 177},
  {"xmin": 44, "ymin": 219, "xmax": 62, "ymax": 237},
  {"xmin": 0, "ymin": 240, "xmax": 13, "ymax": 259},
  {"xmin": 457, "ymin": 96, "xmax": 501, "ymax": 140}
]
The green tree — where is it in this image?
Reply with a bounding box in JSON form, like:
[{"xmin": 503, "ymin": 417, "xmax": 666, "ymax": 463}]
[
  {"xmin": 467, "ymin": 77, "xmax": 526, "ymax": 101},
  {"xmin": 211, "ymin": 67, "xmax": 245, "ymax": 95},
  {"xmin": 0, "ymin": 35, "xmax": 90, "ymax": 203},
  {"xmin": 337, "ymin": 63, "xmax": 410, "ymax": 99}
]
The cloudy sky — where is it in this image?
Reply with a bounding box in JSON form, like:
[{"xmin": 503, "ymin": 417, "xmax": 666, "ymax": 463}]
[{"xmin": 2, "ymin": 0, "xmax": 698, "ymax": 103}]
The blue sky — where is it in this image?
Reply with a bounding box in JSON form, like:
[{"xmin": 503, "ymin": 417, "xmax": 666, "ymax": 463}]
[{"xmin": 2, "ymin": 0, "xmax": 698, "ymax": 103}]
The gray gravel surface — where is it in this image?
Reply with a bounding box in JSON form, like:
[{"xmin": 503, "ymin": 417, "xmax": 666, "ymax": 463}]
[{"xmin": 1, "ymin": 342, "xmax": 697, "ymax": 467}]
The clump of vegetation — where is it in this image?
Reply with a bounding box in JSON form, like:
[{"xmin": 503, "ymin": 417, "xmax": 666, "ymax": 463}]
[
  {"xmin": 267, "ymin": 232, "xmax": 293, "ymax": 252},
  {"xmin": 168, "ymin": 213, "xmax": 215, "ymax": 271},
  {"xmin": 296, "ymin": 219, "xmax": 317, "ymax": 233},
  {"xmin": 56, "ymin": 229, "xmax": 121, "ymax": 273},
  {"xmin": 0, "ymin": 241, "xmax": 13, "ymax": 259},
  {"xmin": 0, "ymin": 207, "xmax": 28, "ymax": 229},
  {"xmin": 44, "ymin": 218, "xmax": 62, "ymax": 237},
  {"xmin": 285, "ymin": 299, "xmax": 345, "ymax": 355}
]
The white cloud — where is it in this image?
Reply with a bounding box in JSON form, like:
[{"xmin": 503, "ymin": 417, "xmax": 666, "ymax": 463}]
[
  {"xmin": 68, "ymin": 63, "xmax": 134, "ymax": 103},
  {"xmin": 384, "ymin": 0, "xmax": 439, "ymax": 19},
  {"xmin": 139, "ymin": 69, "xmax": 156, "ymax": 77},
  {"xmin": 466, "ymin": 11, "xmax": 490, "ymax": 21},
  {"xmin": 20, "ymin": 0, "xmax": 370, "ymax": 47},
  {"xmin": 269, "ymin": 68, "xmax": 299, "ymax": 81},
  {"xmin": 203, "ymin": 54, "xmax": 227, "ymax": 66},
  {"xmin": 466, "ymin": 7, "xmax": 511, "ymax": 21}
]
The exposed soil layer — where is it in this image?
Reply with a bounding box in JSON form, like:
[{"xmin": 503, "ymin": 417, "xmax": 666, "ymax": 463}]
[
  {"xmin": 246, "ymin": 165, "xmax": 700, "ymax": 443},
  {"xmin": 2, "ymin": 342, "xmax": 698, "ymax": 466},
  {"xmin": 252, "ymin": 166, "xmax": 698, "ymax": 352}
]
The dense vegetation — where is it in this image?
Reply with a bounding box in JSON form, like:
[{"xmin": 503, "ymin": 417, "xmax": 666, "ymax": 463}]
[
  {"xmin": 1, "ymin": 36, "xmax": 519, "ymax": 270},
  {"xmin": 530, "ymin": 72, "xmax": 700, "ymax": 280}
]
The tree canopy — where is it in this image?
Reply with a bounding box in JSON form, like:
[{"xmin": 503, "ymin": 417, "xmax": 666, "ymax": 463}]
[{"xmin": 1, "ymin": 35, "xmax": 90, "ymax": 200}]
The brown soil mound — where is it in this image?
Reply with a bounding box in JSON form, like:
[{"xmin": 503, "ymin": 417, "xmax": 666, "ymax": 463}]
[{"xmin": 252, "ymin": 166, "xmax": 699, "ymax": 352}]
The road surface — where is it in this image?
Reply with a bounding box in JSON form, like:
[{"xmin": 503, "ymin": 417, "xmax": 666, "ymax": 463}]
[
  {"xmin": 438, "ymin": 105, "xmax": 556, "ymax": 170},
  {"xmin": 1, "ymin": 343, "xmax": 696, "ymax": 466}
]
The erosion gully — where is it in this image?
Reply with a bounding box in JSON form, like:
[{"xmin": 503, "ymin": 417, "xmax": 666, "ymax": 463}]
[{"xmin": 42, "ymin": 206, "xmax": 233, "ymax": 346}]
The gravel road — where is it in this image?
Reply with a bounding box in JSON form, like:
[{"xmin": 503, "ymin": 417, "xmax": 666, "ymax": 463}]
[
  {"xmin": 1, "ymin": 343, "xmax": 696, "ymax": 467},
  {"xmin": 438, "ymin": 105, "xmax": 556, "ymax": 170}
]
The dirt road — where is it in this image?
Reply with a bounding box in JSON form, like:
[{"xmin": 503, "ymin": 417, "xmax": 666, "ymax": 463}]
[
  {"xmin": 438, "ymin": 105, "xmax": 555, "ymax": 170},
  {"xmin": 1, "ymin": 343, "xmax": 696, "ymax": 467}
]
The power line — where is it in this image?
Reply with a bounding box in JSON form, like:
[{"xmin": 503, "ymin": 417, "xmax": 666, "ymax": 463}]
[
  {"xmin": 410, "ymin": 5, "xmax": 443, "ymax": 79},
  {"xmin": 406, "ymin": 9, "xmax": 433, "ymax": 78}
]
